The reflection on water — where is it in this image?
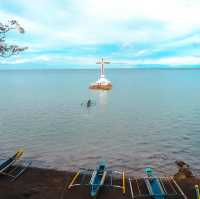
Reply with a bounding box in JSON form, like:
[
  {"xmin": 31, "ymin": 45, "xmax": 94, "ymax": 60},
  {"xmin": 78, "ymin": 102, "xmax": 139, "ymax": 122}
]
[
  {"xmin": 98, "ymin": 90, "xmax": 108, "ymax": 107},
  {"xmin": 0, "ymin": 69, "xmax": 200, "ymax": 176}
]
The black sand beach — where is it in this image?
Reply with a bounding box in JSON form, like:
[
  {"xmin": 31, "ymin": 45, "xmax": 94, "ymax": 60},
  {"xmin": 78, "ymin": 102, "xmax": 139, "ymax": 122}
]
[{"xmin": 0, "ymin": 164, "xmax": 199, "ymax": 199}]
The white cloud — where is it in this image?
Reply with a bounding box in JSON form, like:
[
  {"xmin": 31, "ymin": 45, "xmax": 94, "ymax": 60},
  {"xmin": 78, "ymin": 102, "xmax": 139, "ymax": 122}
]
[
  {"xmin": 0, "ymin": 54, "xmax": 98, "ymax": 65},
  {"xmin": 1, "ymin": 0, "xmax": 200, "ymax": 67},
  {"xmin": 79, "ymin": 0, "xmax": 200, "ymax": 30},
  {"xmin": 2, "ymin": 0, "xmax": 200, "ymax": 45},
  {"xmin": 116, "ymin": 56, "xmax": 200, "ymax": 66},
  {"xmin": 0, "ymin": 11, "xmax": 47, "ymax": 36},
  {"xmin": 152, "ymin": 56, "xmax": 200, "ymax": 65},
  {"xmin": 1, "ymin": 53, "xmax": 200, "ymax": 67}
]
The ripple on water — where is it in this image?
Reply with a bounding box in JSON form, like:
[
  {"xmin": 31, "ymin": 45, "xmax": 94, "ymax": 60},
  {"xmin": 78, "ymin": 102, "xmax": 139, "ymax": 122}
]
[{"xmin": 1, "ymin": 69, "xmax": 200, "ymax": 175}]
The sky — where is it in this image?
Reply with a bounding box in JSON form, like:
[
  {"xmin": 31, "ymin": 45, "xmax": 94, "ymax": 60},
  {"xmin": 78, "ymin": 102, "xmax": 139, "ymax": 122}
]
[{"xmin": 0, "ymin": 0, "xmax": 200, "ymax": 69}]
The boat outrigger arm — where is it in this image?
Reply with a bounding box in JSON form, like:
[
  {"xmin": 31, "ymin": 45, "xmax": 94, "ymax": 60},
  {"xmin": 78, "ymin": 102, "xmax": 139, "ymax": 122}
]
[
  {"xmin": 128, "ymin": 168, "xmax": 188, "ymax": 199},
  {"xmin": 67, "ymin": 162, "xmax": 126, "ymax": 197},
  {"xmin": 0, "ymin": 149, "xmax": 32, "ymax": 181}
]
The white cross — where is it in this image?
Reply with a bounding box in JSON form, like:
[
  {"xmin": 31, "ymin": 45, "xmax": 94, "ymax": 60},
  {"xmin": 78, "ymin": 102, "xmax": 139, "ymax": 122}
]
[{"xmin": 96, "ymin": 58, "xmax": 110, "ymax": 78}]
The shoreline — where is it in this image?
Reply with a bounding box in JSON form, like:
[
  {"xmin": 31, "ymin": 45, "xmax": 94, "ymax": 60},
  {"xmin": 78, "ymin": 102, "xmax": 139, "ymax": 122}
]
[{"xmin": 0, "ymin": 165, "xmax": 199, "ymax": 199}]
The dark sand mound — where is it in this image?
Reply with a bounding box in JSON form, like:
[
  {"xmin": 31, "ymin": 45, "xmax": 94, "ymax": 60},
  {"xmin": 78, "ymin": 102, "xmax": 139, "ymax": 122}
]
[{"xmin": 0, "ymin": 165, "xmax": 199, "ymax": 199}]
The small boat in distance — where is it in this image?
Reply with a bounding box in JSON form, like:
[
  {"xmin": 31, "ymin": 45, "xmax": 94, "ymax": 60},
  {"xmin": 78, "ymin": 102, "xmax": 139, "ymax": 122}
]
[{"xmin": 89, "ymin": 58, "xmax": 112, "ymax": 90}]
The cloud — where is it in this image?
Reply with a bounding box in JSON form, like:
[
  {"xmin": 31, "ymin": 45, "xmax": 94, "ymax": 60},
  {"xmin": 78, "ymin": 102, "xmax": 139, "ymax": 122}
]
[
  {"xmin": 1, "ymin": 54, "xmax": 200, "ymax": 68},
  {"xmin": 1, "ymin": 0, "xmax": 200, "ymax": 68},
  {"xmin": 0, "ymin": 54, "xmax": 97, "ymax": 66}
]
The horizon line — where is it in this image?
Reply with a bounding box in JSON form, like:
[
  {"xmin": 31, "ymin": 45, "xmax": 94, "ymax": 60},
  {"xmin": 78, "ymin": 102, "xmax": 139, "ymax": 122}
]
[{"xmin": 0, "ymin": 67, "xmax": 200, "ymax": 71}]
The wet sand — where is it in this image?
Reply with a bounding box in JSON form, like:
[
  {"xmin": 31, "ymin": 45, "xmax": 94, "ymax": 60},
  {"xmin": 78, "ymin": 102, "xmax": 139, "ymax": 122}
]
[{"xmin": 0, "ymin": 165, "xmax": 199, "ymax": 199}]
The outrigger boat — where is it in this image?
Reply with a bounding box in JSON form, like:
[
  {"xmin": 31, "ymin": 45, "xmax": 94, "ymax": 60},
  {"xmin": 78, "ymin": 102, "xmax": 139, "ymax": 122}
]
[
  {"xmin": 129, "ymin": 167, "xmax": 188, "ymax": 199},
  {"xmin": 90, "ymin": 161, "xmax": 107, "ymax": 197},
  {"xmin": 67, "ymin": 161, "xmax": 125, "ymax": 198},
  {"xmin": 0, "ymin": 149, "xmax": 32, "ymax": 181},
  {"xmin": 81, "ymin": 99, "xmax": 96, "ymax": 108},
  {"xmin": 144, "ymin": 168, "xmax": 166, "ymax": 199}
]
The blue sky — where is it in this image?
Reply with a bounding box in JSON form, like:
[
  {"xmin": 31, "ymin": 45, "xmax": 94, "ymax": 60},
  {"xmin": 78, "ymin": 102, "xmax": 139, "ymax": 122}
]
[{"xmin": 0, "ymin": 0, "xmax": 200, "ymax": 69}]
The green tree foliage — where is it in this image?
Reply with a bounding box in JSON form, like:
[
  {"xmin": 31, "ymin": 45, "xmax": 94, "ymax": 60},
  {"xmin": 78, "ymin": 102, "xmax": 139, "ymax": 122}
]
[{"xmin": 0, "ymin": 20, "xmax": 28, "ymax": 58}]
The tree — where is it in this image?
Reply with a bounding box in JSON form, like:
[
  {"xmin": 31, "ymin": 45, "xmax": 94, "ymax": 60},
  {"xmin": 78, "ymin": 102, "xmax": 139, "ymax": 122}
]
[{"xmin": 0, "ymin": 20, "xmax": 28, "ymax": 58}]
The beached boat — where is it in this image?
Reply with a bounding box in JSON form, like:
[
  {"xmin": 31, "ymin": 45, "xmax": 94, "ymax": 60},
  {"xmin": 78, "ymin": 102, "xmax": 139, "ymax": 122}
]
[
  {"xmin": 0, "ymin": 149, "xmax": 32, "ymax": 181},
  {"xmin": 67, "ymin": 161, "xmax": 125, "ymax": 198},
  {"xmin": 89, "ymin": 161, "xmax": 107, "ymax": 197},
  {"xmin": 89, "ymin": 58, "xmax": 112, "ymax": 90},
  {"xmin": 144, "ymin": 168, "xmax": 166, "ymax": 199},
  {"xmin": 0, "ymin": 149, "xmax": 23, "ymax": 172},
  {"xmin": 128, "ymin": 167, "xmax": 188, "ymax": 199}
]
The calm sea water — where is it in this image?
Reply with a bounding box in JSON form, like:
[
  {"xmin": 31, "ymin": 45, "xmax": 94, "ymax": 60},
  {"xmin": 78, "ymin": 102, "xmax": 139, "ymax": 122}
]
[{"xmin": 0, "ymin": 69, "xmax": 200, "ymax": 176}]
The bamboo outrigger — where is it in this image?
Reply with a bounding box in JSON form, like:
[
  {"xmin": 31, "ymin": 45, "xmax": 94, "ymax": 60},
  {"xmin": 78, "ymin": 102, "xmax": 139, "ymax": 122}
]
[
  {"xmin": 67, "ymin": 161, "xmax": 125, "ymax": 198},
  {"xmin": 0, "ymin": 149, "xmax": 32, "ymax": 181},
  {"xmin": 129, "ymin": 167, "xmax": 188, "ymax": 199}
]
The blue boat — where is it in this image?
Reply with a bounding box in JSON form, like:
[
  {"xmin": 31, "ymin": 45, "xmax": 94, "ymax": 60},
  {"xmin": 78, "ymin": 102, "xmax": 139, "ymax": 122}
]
[
  {"xmin": 144, "ymin": 168, "xmax": 166, "ymax": 199},
  {"xmin": 0, "ymin": 149, "xmax": 32, "ymax": 181},
  {"xmin": 0, "ymin": 150, "xmax": 23, "ymax": 172},
  {"xmin": 129, "ymin": 168, "xmax": 188, "ymax": 199},
  {"xmin": 89, "ymin": 161, "xmax": 107, "ymax": 197},
  {"xmin": 67, "ymin": 161, "xmax": 125, "ymax": 198}
]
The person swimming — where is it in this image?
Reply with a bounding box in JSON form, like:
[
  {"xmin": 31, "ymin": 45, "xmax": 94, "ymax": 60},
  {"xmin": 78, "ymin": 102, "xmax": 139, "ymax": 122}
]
[
  {"xmin": 86, "ymin": 99, "xmax": 92, "ymax": 107},
  {"xmin": 81, "ymin": 98, "xmax": 95, "ymax": 108}
]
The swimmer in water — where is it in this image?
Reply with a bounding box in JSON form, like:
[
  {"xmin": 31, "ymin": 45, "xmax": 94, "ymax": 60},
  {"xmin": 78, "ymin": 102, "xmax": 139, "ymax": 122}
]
[{"xmin": 86, "ymin": 99, "xmax": 92, "ymax": 107}]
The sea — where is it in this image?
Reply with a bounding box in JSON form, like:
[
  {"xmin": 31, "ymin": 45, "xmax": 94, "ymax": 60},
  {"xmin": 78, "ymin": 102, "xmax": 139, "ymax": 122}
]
[{"xmin": 0, "ymin": 68, "xmax": 199, "ymax": 176}]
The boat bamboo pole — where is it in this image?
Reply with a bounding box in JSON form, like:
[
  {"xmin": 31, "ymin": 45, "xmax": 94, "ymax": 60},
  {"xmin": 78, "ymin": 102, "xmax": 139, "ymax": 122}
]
[
  {"xmin": 195, "ymin": 185, "xmax": 200, "ymax": 199},
  {"xmin": 129, "ymin": 178, "xmax": 134, "ymax": 199},
  {"xmin": 0, "ymin": 171, "xmax": 15, "ymax": 178},
  {"xmin": 122, "ymin": 171, "xmax": 126, "ymax": 194},
  {"xmin": 16, "ymin": 149, "xmax": 24, "ymax": 159},
  {"xmin": 135, "ymin": 178, "xmax": 141, "ymax": 195},
  {"xmin": 68, "ymin": 171, "xmax": 80, "ymax": 189},
  {"xmin": 171, "ymin": 177, "xmax": 188, "ymax": 199}
]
